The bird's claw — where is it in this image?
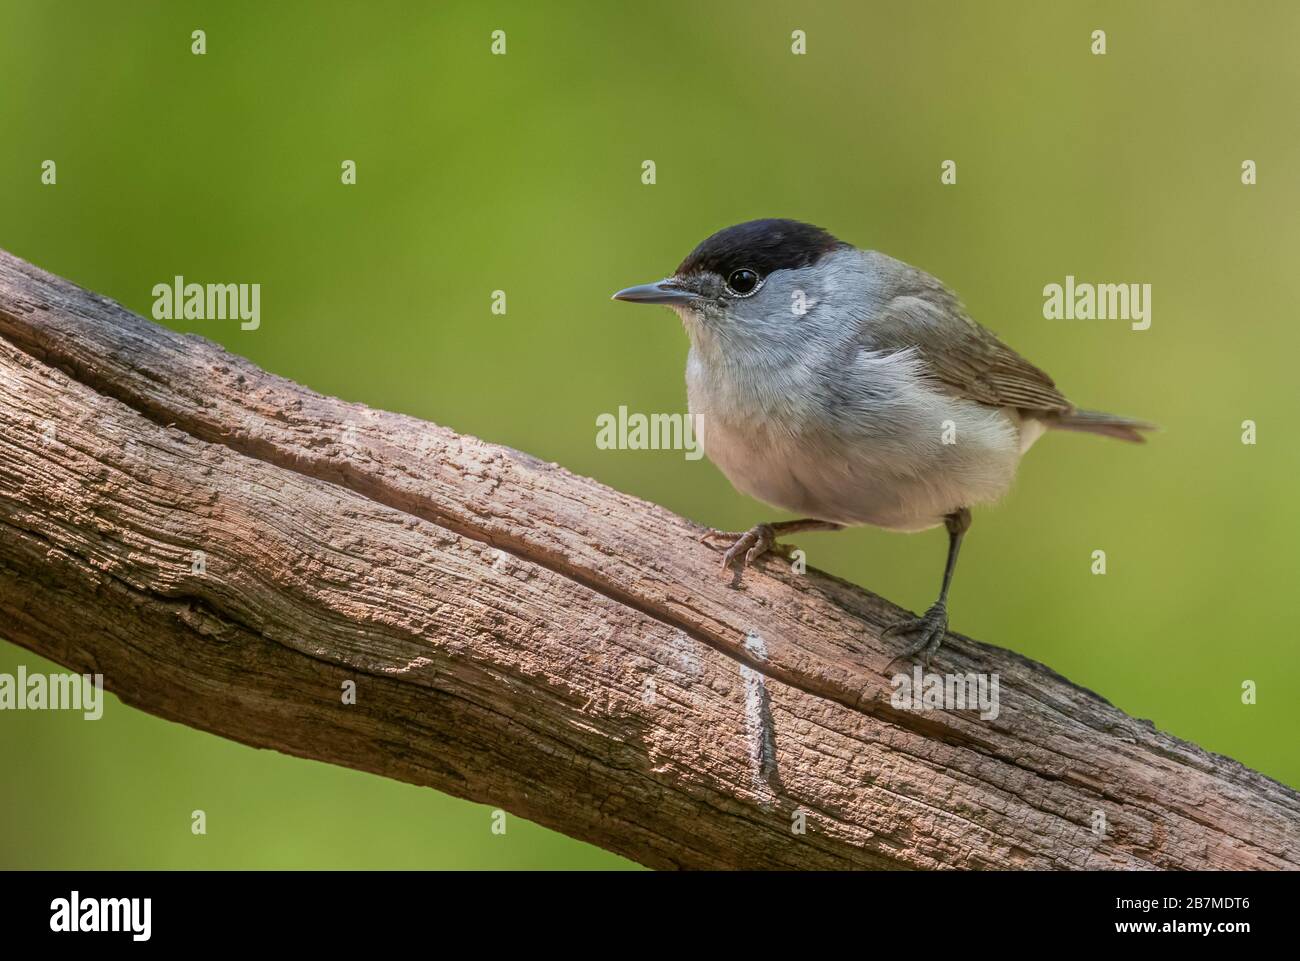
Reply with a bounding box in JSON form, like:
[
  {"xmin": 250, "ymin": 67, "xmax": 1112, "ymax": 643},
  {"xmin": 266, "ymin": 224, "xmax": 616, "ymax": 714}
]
[
  {"xmin": 698, "ymin": 527, "xmax": 740, "ymax": 544},
  {"xmin": 722, "ymin": 523, "xmax": 775, "ymax": 577},
  {"xmin": 882, "ymin": 601, "xmax": 949, "ymax": 673},
  {"xmin": 701, "ymin": 523, "xmax": 791, "ymax": 582}
]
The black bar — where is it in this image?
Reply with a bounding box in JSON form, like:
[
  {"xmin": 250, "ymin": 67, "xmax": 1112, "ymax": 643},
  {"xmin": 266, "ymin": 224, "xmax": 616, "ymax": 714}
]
[{"xmin": 0, "ymin": 870, "xmax": 1280, "ymax": 947}]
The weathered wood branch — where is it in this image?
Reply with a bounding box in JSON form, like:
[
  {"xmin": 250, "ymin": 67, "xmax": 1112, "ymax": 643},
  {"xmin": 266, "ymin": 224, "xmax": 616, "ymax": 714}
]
[{"xmin": 0, "ymin": 249, "xmax": 1296, "ymax": 870}]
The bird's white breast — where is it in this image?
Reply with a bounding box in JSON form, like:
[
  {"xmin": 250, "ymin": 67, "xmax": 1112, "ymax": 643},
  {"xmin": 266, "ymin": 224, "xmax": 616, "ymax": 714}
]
[{"xmin": 686, "ymin": 346, "xmax": 1031, "ymax": 532}]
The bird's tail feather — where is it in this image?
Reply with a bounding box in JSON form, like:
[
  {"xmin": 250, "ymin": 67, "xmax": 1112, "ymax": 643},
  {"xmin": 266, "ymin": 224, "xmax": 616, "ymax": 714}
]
[{"xmin": 1048, "ymin": 409, "xmax": 1157, "ymax": 443}]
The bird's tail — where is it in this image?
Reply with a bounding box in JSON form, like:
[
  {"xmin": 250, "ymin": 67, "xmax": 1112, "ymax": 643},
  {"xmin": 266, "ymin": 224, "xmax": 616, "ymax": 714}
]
[{"xmin": 1048, "ymin": 408, "xmax": 1157, "ymax": 443}]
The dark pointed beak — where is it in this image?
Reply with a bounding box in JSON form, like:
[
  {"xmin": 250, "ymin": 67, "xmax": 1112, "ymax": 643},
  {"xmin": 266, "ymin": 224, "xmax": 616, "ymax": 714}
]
[{"xmin": 611, "ymin": 278, "xmax": 700, "ymax": 306}]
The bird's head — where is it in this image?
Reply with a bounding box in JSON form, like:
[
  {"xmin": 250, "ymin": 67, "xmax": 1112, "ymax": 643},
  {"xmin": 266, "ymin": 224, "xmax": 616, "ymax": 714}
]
[{"xmin": 612, "ymin": 218, "xmax": 853, "ymax": 355}]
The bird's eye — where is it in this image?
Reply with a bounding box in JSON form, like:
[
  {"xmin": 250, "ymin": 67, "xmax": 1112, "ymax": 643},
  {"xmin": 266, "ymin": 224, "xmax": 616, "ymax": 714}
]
[{"xmin": 726, "ymin": 268, "xmax": 761, "ymax": 296}]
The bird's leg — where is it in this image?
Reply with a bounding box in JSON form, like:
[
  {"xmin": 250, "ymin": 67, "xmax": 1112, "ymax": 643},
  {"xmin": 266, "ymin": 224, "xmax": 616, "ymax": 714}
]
[
  {"xmin": 883, "ymin": 507, "xmax": 971, "ymax": 672},
  {"xmin": 700, "ymin": 519, "xmax": 843, "ymax": 580}
]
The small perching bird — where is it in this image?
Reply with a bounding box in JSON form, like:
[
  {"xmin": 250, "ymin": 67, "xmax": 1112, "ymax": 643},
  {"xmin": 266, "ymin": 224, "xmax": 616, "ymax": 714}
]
[{"xmin": 613, "ymin": 219, "xmax": 1153, "ymax": 667}]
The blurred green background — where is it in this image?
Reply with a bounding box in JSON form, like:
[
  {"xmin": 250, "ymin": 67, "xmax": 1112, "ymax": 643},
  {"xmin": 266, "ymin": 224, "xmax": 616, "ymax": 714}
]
[{"xmin": 1, "ymin": 0, "xmax": 1296, "ymax": 869}]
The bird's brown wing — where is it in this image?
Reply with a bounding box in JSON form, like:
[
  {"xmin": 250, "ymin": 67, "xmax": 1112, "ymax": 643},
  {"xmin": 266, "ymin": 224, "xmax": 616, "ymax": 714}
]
[{"xmin": 863, "ymin": 266, "xmax": 1073, "ymax": 415}]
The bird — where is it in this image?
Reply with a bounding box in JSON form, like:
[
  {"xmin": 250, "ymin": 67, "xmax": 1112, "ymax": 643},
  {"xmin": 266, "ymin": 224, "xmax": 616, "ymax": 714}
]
[{"xmin": 612, "ymin": 218, "xmax": 1153, "ymax": 668}]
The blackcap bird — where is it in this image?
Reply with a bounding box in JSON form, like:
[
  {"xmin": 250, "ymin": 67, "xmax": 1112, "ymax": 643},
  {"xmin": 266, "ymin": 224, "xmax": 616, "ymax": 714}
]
[{"xmin": 613, "ymin": 218, "xmax": 1153, "ymax": 667}]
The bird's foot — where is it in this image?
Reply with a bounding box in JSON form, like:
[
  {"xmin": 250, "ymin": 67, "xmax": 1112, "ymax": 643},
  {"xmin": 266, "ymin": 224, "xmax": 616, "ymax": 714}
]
[
  {"xmin": 882, "ymin": 601, "xmax": 949, "ymax": 673},
  {"xmin": 699, "ymin": 524, "xmax": 793, "ymax": 581}
]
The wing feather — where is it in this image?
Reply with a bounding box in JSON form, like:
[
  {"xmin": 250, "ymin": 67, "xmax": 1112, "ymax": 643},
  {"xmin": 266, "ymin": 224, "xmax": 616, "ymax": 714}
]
[{"xmin": 861, "ymin": 264, "xmax": 1073, "ymax": 415}]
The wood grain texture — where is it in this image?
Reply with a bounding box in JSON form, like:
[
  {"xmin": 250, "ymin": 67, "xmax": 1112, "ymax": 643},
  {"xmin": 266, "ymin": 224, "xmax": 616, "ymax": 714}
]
[{"xmin": 0, "ymin": 248, "xmax": 1296, "ymax": 869}]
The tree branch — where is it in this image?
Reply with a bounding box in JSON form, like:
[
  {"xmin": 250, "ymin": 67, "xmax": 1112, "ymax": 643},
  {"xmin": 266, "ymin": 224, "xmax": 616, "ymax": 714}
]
[{"xmin": 0, "ymin": 249, "xmax": 1295, "ymax": 869}]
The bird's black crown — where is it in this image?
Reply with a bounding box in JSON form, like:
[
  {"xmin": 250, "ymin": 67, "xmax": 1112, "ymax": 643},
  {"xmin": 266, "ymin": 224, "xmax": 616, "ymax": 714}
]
[{"xmin": 675, "ymin": 219, "xmax": 848, "ymax": 280}]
